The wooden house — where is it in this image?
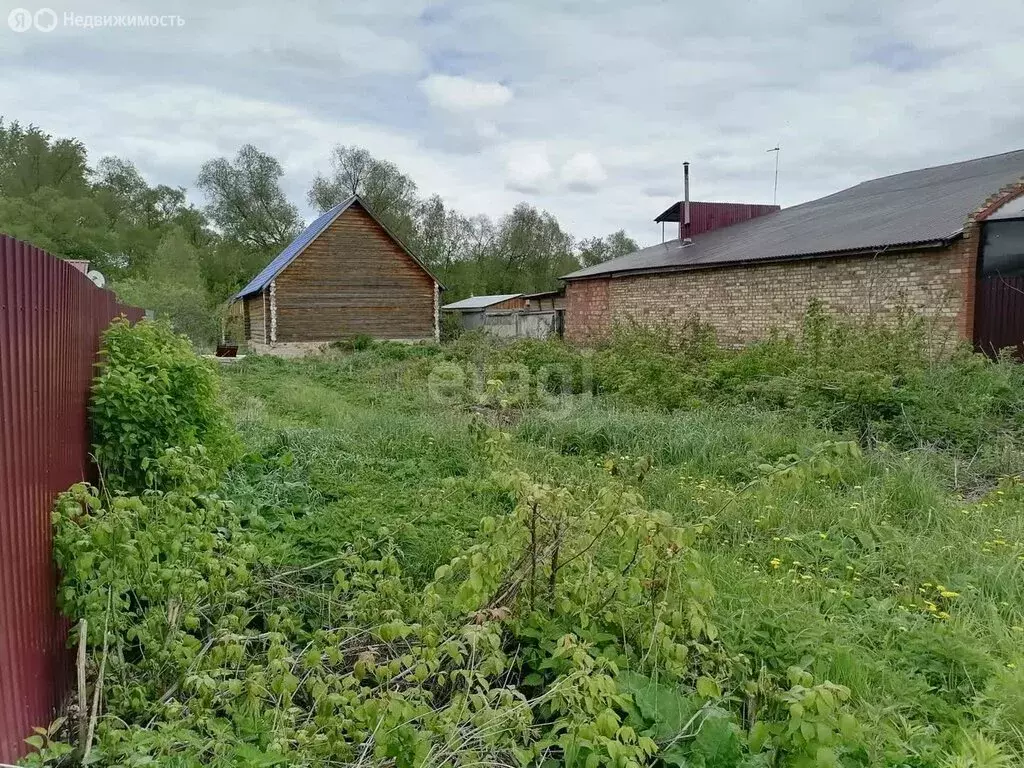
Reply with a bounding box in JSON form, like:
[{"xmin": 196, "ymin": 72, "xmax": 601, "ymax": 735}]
[{"xmin": 232, "ymin": 196, "xmax": 442, "ymax": 354}]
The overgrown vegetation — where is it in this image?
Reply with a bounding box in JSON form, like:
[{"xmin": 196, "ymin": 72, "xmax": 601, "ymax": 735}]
[
  {"xmin": 89, "ymin": 319, "xmax": 238, "ymax": 492},
  {"xmin": 30, "ymin": 312, "xmax": 1024, "ymax": 767}
]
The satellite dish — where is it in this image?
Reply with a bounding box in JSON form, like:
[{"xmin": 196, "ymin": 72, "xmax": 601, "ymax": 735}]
[{"xmin": 87, "ymin": 269, "xmax": 106, "ymax": 288}]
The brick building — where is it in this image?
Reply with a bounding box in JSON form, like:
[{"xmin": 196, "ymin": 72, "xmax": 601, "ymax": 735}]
[{"xmin": 562, "ymin": 150, "xmax": 1024, "ymax": 354}]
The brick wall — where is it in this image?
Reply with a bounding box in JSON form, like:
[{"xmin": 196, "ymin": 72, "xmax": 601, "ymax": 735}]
[
  {"xmin": 565, "ymin": 276, "xmax": 610, "ymax": 342},
  {"xmin": 566, "ymin": 243, "xmax": 974, "ymax": 349},
  {"xmin": 565, "ymin": 181, "xmax": 1024, "ymax": 349}
]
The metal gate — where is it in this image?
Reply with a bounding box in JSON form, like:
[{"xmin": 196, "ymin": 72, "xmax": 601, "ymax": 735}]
[{"xmin": 974, "ymin": 219, "xmax": 1024, "ymax": 358}]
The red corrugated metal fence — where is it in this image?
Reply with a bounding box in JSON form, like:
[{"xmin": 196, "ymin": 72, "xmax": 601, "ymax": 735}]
[{"xmin": 0, "ymin": 235, "xmax": 143, "ymax": 763}]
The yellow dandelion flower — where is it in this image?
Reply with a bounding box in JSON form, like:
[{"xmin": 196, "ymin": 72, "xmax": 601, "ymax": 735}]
[
  {"xmin": 940, "ymin": 590, "xmax": 959, "ymax": 599},
  {"xmin": 937, "ymin": 611, "xmax": 950, "ymax": 620}
]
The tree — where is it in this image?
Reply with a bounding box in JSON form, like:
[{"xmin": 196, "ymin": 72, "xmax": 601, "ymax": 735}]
[
  {"xmin": 0, "ymin": 188, "xmax": 117, "ymax": 269},
  {"xmin": 577, "ymin": 230, "xmax": 638, "ymax": 267},
  {"xmin": 113, "ymin": 229, "xmax": 219, "ymax": 346},
  {"xmin": 0, "ymin": 118, "xmax": 89, "ymax": 198},
  {"xmin": 93, "ymin": 156, "xmax": 212, "ymax": 276},
  {"xmin": 414, "ymin": 195, "xmax": 472, "ymax": 272},
  {"xmin": 196, "ymin": 145, "xmax": 299, "ymax": 253},
  {"xmin": 308, "ymin": 145, "xmax": 418, "ymax": 242},
  {"xmin": 487, "ymin": 203, "xmax": 577, "ymax": 294}
]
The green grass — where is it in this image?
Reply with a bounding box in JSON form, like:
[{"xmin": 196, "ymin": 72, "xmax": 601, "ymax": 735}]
[{"xmin": 217, "ymin": 334, "xmax": 1024, "ymax": 767}]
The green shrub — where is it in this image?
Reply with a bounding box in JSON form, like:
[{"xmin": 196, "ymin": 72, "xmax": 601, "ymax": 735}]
[
  {"xmin": 478, "ymin": 304, "xmax": 1024, "ymax": 455},
  {"xmin": 440, "ymin": 310, "xmax": 464, "ymax": 342},
  {"xmin": 90, "ymin": 318, "xmax": 239, "ymax": 491}
]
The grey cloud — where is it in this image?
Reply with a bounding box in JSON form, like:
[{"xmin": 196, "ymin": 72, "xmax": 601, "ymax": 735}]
[{"xmin": 1, "ymin": 0, "xmax": 1022, "ymax": 246}]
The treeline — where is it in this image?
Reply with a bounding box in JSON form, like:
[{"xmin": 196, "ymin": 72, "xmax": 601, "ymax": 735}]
[{"xmin": 0, "ymin": 117, "xmax": 638, "ymax": 345}]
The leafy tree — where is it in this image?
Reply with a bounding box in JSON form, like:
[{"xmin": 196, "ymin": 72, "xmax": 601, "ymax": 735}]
[
  {"xmin": 0, "ymin": 117, "xmax": 89, "ymax": 197},
  {"xmin": 92, "ymin": 157, "xmax": 213, "ymax": 276},
  {"xmin": 94, "ymin": 157, "xmax": 198, "ymax": 230},
  {"xmin": 486, "ymin": 203, "xmax": 578, "ymax": 294},
  {"xmin": 196, "ymin": 144, "xmax": 300, "ymax": 253},
  {"xmin": 414, "ymin": 194, "xmax": 472, "ymax": 272},
  {"xmin": 112, "ymin": 229, "xmax": 220, "ymax": 346},
  {"xmin": 0, "ymin": 188, "xmax": 116, "ymax": 268},
  {"xmin": 197, "ymin": 239, "xmax": 270, "ymax": 301},
  {"xmin": 308, "ymin": 145, "xmax": 419, "ymax": 242},
  {"xmin": 577, "ymin": 229, "xmax": 638, "ymax": 267}
]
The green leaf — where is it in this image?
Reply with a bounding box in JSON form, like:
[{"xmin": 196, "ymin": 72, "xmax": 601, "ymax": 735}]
[
  {"xmin": 24, "ymin": 735, "xmax": 44, "ymax": 750},
  {"xmin": 693, "ymin": 715, "xmax": 742, "ymax": 768},
  {"xmin": 617, "ymin": 670, "xmax": 698, "ymax": 741},
  {"xmin": 748, "ymin": 721, "xmax": 771, "ymax": 753},
  {"xmin": 837, "ymin": 712, "xmax": 858, "ymax": 739},
  {"xmin": 233, "ymin": 744, "xmax": 289, "ymax": 766},
  {"xmin": 662, "ymin": 745, "xmax": 694, "ymax": 767},
  {"xmin": 696, "ymin": 676, "xmax": 721, "ymax": 700}
]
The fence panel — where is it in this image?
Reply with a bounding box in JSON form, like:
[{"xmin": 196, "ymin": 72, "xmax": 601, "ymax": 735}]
[
  {"xmin": 483, "ymin": 310, "xmax": 562, "ymax": 340},
  {"xmin": 0, "ymin": 235, "xmax": 143, "ymax": 763}
]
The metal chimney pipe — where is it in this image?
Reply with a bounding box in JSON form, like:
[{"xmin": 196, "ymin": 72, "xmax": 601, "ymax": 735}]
[{"xmin": 683, "ymin": 161, "xmax": 692, "ymax": 243}]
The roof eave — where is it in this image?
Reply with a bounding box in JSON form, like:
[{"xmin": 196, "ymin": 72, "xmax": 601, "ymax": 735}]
[{"xmin": 560, "ymin": 236, "xmax": 959, "ymax": 282}]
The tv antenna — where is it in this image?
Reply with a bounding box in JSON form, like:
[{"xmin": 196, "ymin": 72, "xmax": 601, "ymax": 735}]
[{"xmin": 767, "ymin": 146, "xmax": 780, "ymax": 205}]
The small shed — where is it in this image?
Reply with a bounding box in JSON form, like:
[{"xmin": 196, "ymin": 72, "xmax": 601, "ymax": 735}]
[
  {"xmin": 522, "ymin": 289, "xmax": 566, "ymax": 311},
  {"xmin": 232, "ymin": 195, "xmax": 443, "ymax": 355},
  {"xmin": 441, "ymin": 294, "xmax": 524, "ymax": 330}
]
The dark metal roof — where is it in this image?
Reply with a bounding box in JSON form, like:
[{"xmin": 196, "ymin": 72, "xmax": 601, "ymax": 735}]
[
  {"xmin": 441, "ymin": 294, "xmax": 522, "ymax": 311},
  {"xmin": 564, "ymin": 149, "xmax": 1024, "ymax": 281},
  {"xmin": 234, "ymin": 195, "xmax": 442, "ymax": 300}
]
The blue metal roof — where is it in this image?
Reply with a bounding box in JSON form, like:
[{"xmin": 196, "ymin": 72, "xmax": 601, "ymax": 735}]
[{"xmin": 233, "ymin": 197, "xmax": 356, "ymax": 300}]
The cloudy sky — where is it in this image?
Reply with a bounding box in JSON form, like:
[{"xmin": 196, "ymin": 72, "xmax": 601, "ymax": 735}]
[{"xmin": 1, "ymin": 0, "xmax": 1023, "ymax": 245}]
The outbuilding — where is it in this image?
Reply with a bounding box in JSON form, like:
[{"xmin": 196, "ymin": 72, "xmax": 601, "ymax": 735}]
[
  {"xmin": 562, "ymin": 150, "xmax": 1024, "ymax": 355},
  {"xmin": 232, "ymin": 196, "xmax": 442, "ymax": 355},
  {"xmin": 441, "ymin": 294, "xmax": 525, "ymax": 331}
]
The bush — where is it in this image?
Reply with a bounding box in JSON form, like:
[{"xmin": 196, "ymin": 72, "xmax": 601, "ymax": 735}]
[
  {"xmin": 90, "ymin": 318, "xmax": 239, "ymax": 491},
  {"xmin": 475, "ymin": 305, "xmax": 1024, "ymax": 455}
]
